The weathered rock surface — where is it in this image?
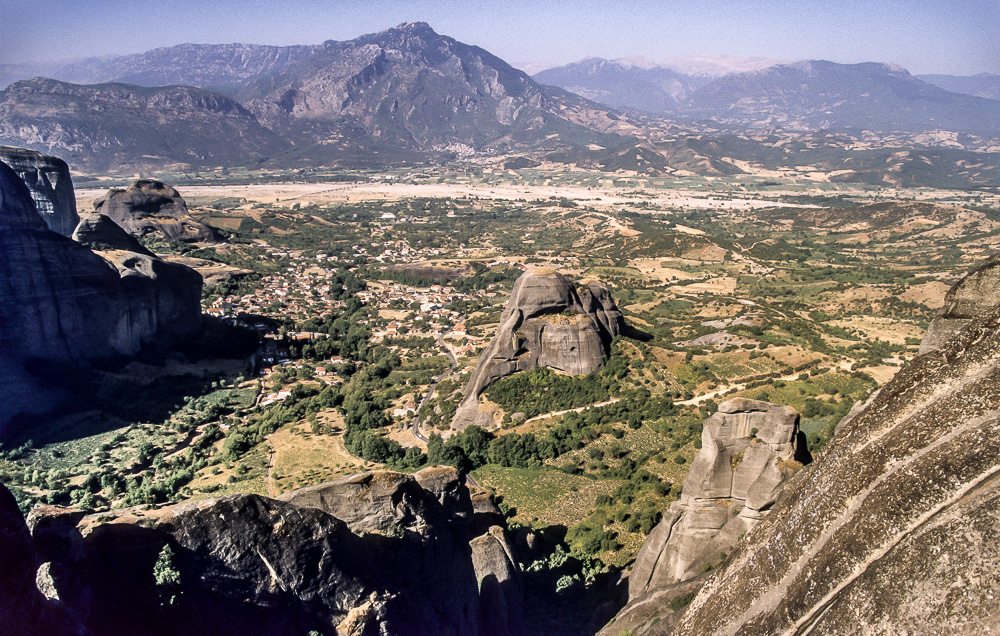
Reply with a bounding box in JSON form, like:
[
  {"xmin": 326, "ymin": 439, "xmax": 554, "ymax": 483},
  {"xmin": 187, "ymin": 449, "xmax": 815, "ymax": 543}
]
[
  {"xmin": 604, "ymin": 398, "xmax": 809, "ymax": 635},
  {"xmin": 0, "ymin": 152, "xmax": 203, "ymax": 431},
  {"xmin": 0, "ymin": 485, "xmax": 81, "ymax": 634},
  {"xmin": 13, "ymin": 468, "xmax": 521, "ymax": 635},
  {"xmin": 641, "ymin": 305, "xmax": 1000, "ymax": 635},
  {"xmin": 920, "ymin": 252, "xmax": 1000, "ymax": 353},
  {"xmin": 0, "ymin": 145, "xmax": 78, "ymax": 236},
  {"xmin": 93, "ymin": 179, "xmax": 215, "ymax": 242},
  {"xmin": 631, "ymin": 399, "xmax": 807, "ymax": 595},
  {"xmin": 470, "ymin": 525, "xmax": 524, "ymax": 636},
  {"xmin": 452, "ymin": 268, "xmax": 624, "ymax": 429},
  {"xmin": 72, "ymin": 212, "xmax": 154, "ymax": 255}
]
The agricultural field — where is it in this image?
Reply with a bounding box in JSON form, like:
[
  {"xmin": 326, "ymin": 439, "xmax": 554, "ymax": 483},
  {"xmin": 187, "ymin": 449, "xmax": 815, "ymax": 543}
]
[{"xmin": 4, "ymin": 169, "xmax": 999, "ymax": 575}]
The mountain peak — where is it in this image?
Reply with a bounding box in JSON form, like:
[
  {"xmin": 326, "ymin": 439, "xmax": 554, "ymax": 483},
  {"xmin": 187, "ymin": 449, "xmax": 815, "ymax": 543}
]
[{"xmin": 392, "ymin": 21, "xmax": 437, "ymax": 35}]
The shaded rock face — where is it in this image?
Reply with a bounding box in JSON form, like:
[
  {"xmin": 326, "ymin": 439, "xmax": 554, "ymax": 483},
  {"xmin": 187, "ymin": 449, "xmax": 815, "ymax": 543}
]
[
  {"xmin": 470, "ymin": 526, "xmax": 524, "ymax": 636},
  {"xmin": 0, "ymin": 485, "xmax": 81, "ymax": 634},
  {"xmin": 604, "ymin": 399, "xmax": 808, "ymax": 635},
  {"xmin": 17, "ymin": 467, "xmax": 521, "ymax": 635},
  {"xmin": 920, "ymin": 252, "xmax": 1000, "ymax": 353},
  {"xmin": 280, "ymin": 466, "xmax": 483, "ymax": 634},
  {"xmin": 452, "ymin": 269, "xmax": 624, "ymax": 429},
  {"xmin": 0, "ymin": 152, "xmax": 203, "ymax": 431},
  {"xmin": 93, "ymin": 179, "xmax": 215, "ymax": 242},
  {"xmin": 0, "ymin": 145, "xmax": 78, "ymax": 236},
  {"xmin": 651, "ymin": 305, "xmax": 1000, "ymax": 635}
]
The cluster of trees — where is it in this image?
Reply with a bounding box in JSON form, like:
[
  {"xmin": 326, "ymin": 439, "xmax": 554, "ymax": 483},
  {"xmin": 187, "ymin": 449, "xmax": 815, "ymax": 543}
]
[
  {"xmin": 485, "ymin": 342, "xmax": 635, "ymax": 421},
  {"xmin": 486, "ymin": 367, "xmax": 613, "ymax": 421},
  {"xmin": 421, "ymin": 391, "xmax": 678, "ymax": 474},
  {"xmin": 567, "ymin": 470, "xmax": 671, "ymax": 556}
]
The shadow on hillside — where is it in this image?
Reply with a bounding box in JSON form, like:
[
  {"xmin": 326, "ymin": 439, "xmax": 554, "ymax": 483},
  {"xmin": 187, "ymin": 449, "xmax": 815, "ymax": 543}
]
[{"xmin": 622, "ymin": 324, "xmax": 653, "ymax": 342}]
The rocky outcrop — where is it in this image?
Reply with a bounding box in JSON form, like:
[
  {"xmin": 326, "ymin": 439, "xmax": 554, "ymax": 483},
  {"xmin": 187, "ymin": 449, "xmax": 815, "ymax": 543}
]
[
  {"xmin": 93, "ymin": 179, "xmax": 215, "ymax": 243},
  {"xmin": 470, "ymin": 525, "xmax": 524, "ymax": 636},
  {"xmin": 0, "ymin": 486, "xmax": 81, "ymax": 634},
  {"xmin": 0, "ymin": 146, "xmax": 78, "ymax": 236},
  {"xmin": 621, "ymin": 303, "xmax": 1000, "ymax": 634},
  {"xmin": 604, "ymin": 398, "xmax": 809, "ymax": 635},
  {"xmin": 14, "ymin": 467, "xmax": 521, "ymax": 635},
  {"xmin": 920, "ymin": 252, "xmax": 1000, "ymax": 353},
  {"xmin": 72, "ymin": 213, "xmax": 154, "ymax": 255},
  {"xmin": 0, "ymin": 152, "xmax": 203, "ymax": 431},
  {"xmin": 452, "ymin": 268, "xmax": 624, "ymax": 429}
]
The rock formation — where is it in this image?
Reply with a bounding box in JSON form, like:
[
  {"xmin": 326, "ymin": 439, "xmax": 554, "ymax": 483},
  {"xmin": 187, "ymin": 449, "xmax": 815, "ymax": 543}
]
[
  {"xmin": 0, "ymin": 146, "xmax": 78, "ymax": 236},
  {"xmin": 93, "ymin": 179, "xmax": 215, "ymax": 243},
  {"xmin": 920, "ymin": 252, "xmax": 1000, "ymax": 353},
  {"xmin": 452, "ymin": 268, "xmax": 624, "ymax": 429},
  {"xmin": 0, "ymin": 487, "xmax": 82, "ymax": 634},
  {"xmin": 6, "ymin": 466, "xmax": 523, "ymax": 635},
  {"xmin": 598, "ymin": 267, "xmax": 1000, "ymax": 634},
  {"xmin": 604, "ymin": 399, "xmax": 809, "ymax": 635},
  {"xmin": 0, "ymin": 151, "xmax": 203, "ymax": 431},
  {"xmin": 72, "ymin": 213, "xmax": 155, "ymax": 255},
  {"xmin": 655, "ymin": 305, "xmax": 1000, "ymax": 635}
]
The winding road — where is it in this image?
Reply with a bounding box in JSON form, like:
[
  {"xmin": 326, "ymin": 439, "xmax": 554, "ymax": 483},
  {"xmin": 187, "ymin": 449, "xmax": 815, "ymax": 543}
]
[{"xmin": 410, "ymin": 330, "xmax": 460, "ymax": 442}]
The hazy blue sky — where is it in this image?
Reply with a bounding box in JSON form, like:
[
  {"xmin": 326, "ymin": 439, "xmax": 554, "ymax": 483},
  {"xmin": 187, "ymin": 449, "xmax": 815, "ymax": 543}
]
[{"xmin": 1, "ymin": 0, "xmax": 997, "ymax": 75}]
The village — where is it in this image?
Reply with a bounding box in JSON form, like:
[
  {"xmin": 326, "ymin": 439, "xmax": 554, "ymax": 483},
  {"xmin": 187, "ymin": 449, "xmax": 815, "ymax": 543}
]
[{"xmin": 201, "ymin": 235, "xmax": 514, "ymax": 415}]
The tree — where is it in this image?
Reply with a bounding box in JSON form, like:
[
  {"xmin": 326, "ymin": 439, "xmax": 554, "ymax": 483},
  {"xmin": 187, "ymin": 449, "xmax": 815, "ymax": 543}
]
[{"xmin": 153, "ymin": 544, "xmax": 181, "ymax": 606}]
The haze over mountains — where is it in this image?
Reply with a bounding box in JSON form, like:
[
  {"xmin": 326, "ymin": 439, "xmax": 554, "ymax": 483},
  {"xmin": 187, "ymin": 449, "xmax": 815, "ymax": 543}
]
[
  {"xmin": 536, "ymin": 58, "xmax": 1000, "ymax": 134},
  {"xmin": 0, "ymin": 21, "xmax": 997, "ymax": 183}
]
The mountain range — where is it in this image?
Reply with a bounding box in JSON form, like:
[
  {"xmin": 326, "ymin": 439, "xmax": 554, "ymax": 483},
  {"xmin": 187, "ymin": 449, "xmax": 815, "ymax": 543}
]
[
  {"xmin": 535, "ymin": 58, "xmax": 1000, "ymax": 135},
  {"xmin": 0, "ymin": 22, "xmax": 997, "ymax": 176},
  {"xmin": 0, "ymin": 23, "xmax": 634, "ymax": 170}
]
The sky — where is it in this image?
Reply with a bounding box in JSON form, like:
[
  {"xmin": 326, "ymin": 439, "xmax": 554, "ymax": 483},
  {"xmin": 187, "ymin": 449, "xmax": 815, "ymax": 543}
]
[{"xmin": 1, "ymin": 0, "xmax": 997, "ymax": 75}]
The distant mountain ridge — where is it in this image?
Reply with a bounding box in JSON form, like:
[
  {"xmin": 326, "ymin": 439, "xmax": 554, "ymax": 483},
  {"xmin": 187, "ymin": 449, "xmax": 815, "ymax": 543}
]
[
  {"xmin": 0, "ymin": 43, "xmax": 320, "ymax": 92},
  {"xmin": 683, "ymin": 60, "xmax": 1000, "ymax": 135},
  {"xmin": 536, "ymin": 58, "xmax": 1000, "ymax": 136},
  {"xmin": 917, "ymin": 73, "xmax": 1000, "ymax": 101},
  {"xmin": 0, "ymin": 23, "xmax": 632, "ymax": 169},
  {"xmin": 534, "ymin": 58, "xmax": 711, "ymax": 114},
  {"xmin": 0, "ymin": 78, "xmax": 290, "ymax": 170},
  {"xmin": 0, "ymin": 23, "xmax": 997, "ymax": 175},
  {"xmin": 539, "ymin": 58, "xmax": 1000, "ymax": 136},
  {"xmin": 235, "ymin": 22, "xmax": 630, "ymax": 157}
]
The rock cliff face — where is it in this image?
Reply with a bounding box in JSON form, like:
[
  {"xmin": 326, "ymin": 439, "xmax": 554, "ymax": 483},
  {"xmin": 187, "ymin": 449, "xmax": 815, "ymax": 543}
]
[
  {"xmin": 93, "ymin": 179, "xmax": 215, "ymax": 243},
  {"xmin": 5, "ymin": 466, "xmax": 523, "ymax": 636},
  {"xmin": 0, "ymin": 152, "xmax": 203, "ymax": 431},
  {"xmin": 0, "ymin": 146, "xmax": 78, "ymax": 236},
  {"xmin": 600, "ymin": 297, "xmax": 1000, "ymax": 634},
  {"xmin": 451, "ymin": 268, "xmax": 624, "ymax": 429},
  {"xmin": 661, "ymin": 306, "xmax": 1000, "ymax": 634},
  {"xmin": 72, "ymin": 212, "xmax": 154, "ymax": 255},
  {"xmin": 603, "ymin": 399, "xmax": 808, "ymax": 635},
  {"xmin": 920, "ymin": 252, "xmax": 1000, "ymax": 353}
]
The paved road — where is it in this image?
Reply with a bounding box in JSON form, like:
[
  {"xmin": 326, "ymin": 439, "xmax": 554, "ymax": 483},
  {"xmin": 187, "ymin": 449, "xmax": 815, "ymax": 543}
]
[{"xmin": 410, "ymin": 330, "xmax": 461, "ymax": 442}]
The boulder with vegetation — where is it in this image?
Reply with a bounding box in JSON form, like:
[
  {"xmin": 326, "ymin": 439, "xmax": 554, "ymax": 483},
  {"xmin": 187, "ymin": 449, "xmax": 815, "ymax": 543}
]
[
  {"xmin": 603, "ymin": 398, "xmax": 810, "ymax": 635},
  {"xmin": 452, "ymin": 268, "xmax": 624, "ymax": 429}
]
